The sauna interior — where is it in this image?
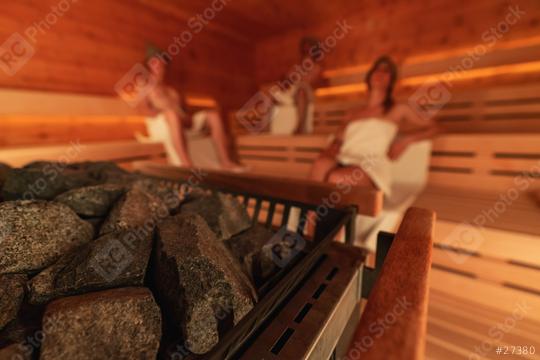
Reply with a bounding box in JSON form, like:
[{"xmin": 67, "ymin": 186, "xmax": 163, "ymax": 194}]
[{"xmin": 0, "ymin": 0, "xmax": 539, "ymax": 359}]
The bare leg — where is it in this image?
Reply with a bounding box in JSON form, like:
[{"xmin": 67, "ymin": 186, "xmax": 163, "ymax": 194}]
[
  {"xmin": 205, "ymin": 110, "xmax": 240, "ymax": 169},
  {"xmin": 309, "ymin": 155, "xmax": 338, "ymax": 182},
  {"xmin": 326, "ymin": 166, "xmax": 378, "ymax": 190},
  {"xmin": 306, "ymin": 154, "xmax": 339, "ymax": 236},
  {"xmin": 307, "ymin": 166, "xmax": 377, "ymax": 237}
]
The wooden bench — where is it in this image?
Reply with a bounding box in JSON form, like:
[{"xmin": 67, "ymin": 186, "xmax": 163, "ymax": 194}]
[
  {"xmin": 235, "ymin": 132, "xmax": 540, "ymax": 309},
  {"xmin": 0, "ymin": 88, "xmax": 218, "ymax": 169},
  {"xmin": 313, "ymin": 83, "xmax": 540, "ymax": 135}
]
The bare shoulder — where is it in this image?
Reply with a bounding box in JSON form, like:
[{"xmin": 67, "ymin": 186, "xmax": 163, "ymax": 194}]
[
  {"xmin": 163, "ymin": 86, "xmax": 179, "ymax": 101},
  {"xmin": 389, "ymin": 103, "xmax": 430, "ymax": 126}
]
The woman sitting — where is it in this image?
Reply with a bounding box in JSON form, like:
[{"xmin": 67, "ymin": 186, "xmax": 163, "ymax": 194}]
[
  {"xmin": 310, "ymin": 55, "xmax": 439, "ymax": 196},
  {"xmin": 267, "ymin": 37, "xmax": 325, "ymax": 135},
  {"xmin": 138, "ymin": 48, "xmax": 240, "ymax": 170}
]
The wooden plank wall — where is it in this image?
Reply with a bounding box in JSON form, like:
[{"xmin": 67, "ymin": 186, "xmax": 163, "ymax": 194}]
[
  {"xmin": 0, "ymin": 0, "xmax": 257, "ymax": 110},
  {"xmin": 255, "ymin": 0, "xmax": 540, "ymax": 89}
]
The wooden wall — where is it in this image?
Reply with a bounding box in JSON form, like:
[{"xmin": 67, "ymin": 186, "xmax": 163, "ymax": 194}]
[
  {"xmin": 255, "ymin": 0, "xmax": 540, "ymax": 87},
  {"xmin": 0, "ymin": 0, "xmax": 257, "ymax": 110}
]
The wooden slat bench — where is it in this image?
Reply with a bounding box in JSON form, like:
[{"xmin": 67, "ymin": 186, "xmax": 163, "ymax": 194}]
[
  {"xmin": 234, "ymin": 131, "xmax": 540, "ymax": 324},
  {"xmin": 0, "ymin": 88, "xmax": 212, "ymax": 169},
  {"xmin": 312, "ymin": 83, "xmax": 540, "ymax": 134}
]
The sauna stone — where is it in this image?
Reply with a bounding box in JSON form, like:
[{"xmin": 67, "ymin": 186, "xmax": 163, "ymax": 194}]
[
  {"xmin": 55, "ymin": 183, "xmax": 125, "ymax": 217},
  {"xmin": 0, "ymin": 343, "xmax": 31, "ymax": 360},
  {"xmin": 99, "ymin": 186, "xmax": 168, "ymax": 235},
  {"xmin": 1, "ymin": 167, "xmax": 96, "ymax": 201},
  {"xmin": 226, "ymin": 225, "xmax": 276, "ymax": 283},
  {"xmin": 0, "ymin": 301, "xmax": 44, "ymax": 349},
  {"xmin": 0, "ymin": 201, "xmax": 94, "ymax": 274},
  {"xmin": 0, "ymin": 274, "xmax": 26, "ymax": 331},
  {"xmin": 28, "ymin": 229, "xmax": 152, "ymax": 304},
  {"xmin": 132, "ymin": 178, "xmax": 182, "ymax": 211},
  {"xmin": 66, "ymin": 161, "xmax": 132, "ymax": 183},
  {"xmin": 154, "ymin": 213, "xmax": 256, "ymax": 354},
  {"xmin": 181, "ymin": 192, "xmax": 251, "ymax": 241},
  {"xmin": 40, "ymin": 287, "xmax": 161, "ymax": 360},
  {"xmin": 226, "ymin": 224, "xmax": 274, "ymax": 260},
  {"xmin": 0, "ymin": 162, "xmax": 10, "ymax": 188}
]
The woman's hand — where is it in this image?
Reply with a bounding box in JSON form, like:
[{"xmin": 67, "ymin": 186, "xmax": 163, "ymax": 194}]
[{"xmin": 387, "ymin": 137, "xmax": 410, "ymax": 160}]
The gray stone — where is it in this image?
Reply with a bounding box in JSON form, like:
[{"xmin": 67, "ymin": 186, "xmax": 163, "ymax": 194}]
[
  {"xmin": 40, "ymin": 287, "xmax": 161, "ymax": 360},
  {"xmin": 84, "ymin": 217, "xmax": 104, "ymax": 237},
  {"xmin": 0, "ymin": 343, "xmax": 32, "ymax": 360},
  {"xmin": 154, "ymin": 213, "xmax": 256, "ymax": 354},
  {"xmin": 0, "ymin": 302, "xmax": 43, "ymax": 348},
  {"xmin": 99, "ymin": 186, "xmax": 168, "ymax": 235},
  {"xmin": 181, "ymin": 193, "xmax": 251, "ymax": 241},
  {"xmin": 55, "ymin": 183, "xmax": 125, "ymax": 217},
  {"xmin": 132, "ymin": 177, "xmax": 182, "ymax": 211},
  {"xmin": 28, "ymin": 229, "xmax": 152, "ymax": 304},
  {"xmin": 0, "ymin": 162, "xmax": 11, "ymax": 187},
  {"xmin": 225, "ymin": 225, "xmax": 278, "ymax": 286},
  {"xmin": 1, "ymin": 167, "xmax": 95, "ymax": 201},
  {"xmin": 226, "ymin": 225, "xmax": 274, "ymax": 261},
  {"xmin": 0, "ymin": 201, "xmax": 94, "ymax": 274},
  {"xmin": 0, "ymin": 274, "xmax": 26, "ymax": 331}
]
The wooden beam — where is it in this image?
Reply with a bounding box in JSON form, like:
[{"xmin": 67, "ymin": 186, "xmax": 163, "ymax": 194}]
[
  {"xmin": 346, "ymin": 207, "xmax": 435, "ymax": 360},
  {"xmin": 0, "ymin": 141, "xmax": 166, "ymax": 168},
  {"xmin": 131, "ymin": 162, "xmax": 383, "ymax": 216}
]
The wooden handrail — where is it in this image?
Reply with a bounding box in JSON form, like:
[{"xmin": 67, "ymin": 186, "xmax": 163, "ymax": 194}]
[
  {"xmin": 346, "ymin": 207, "xmax": 435, "ymax": 360},
  {"xmin": 132, "ymin": 161, "xmax": 383, "ymax": 216}
]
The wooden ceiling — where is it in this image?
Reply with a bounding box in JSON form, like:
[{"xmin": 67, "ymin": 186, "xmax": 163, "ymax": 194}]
[{"xmin": 138, "ymin": 0, "xmax": 364, "ymax": 42}]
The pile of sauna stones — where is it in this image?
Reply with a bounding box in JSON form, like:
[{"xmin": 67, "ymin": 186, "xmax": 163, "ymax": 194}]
[{"xmin": 0, "ymin": 160, "xmax": 293, "ymax": 358}]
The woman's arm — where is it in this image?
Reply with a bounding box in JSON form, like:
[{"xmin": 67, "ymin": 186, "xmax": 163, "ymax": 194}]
[
  {"xmin": 163, "ymin": 109, "xmax": 193, "ymax": 167},
  {"xmin": 387, "ymin": 104, "xmax": 441, "ymax": 160},
  {"xmin": 294, "ymin": 87, "xmax": 308, "ymax": 134},
  {"xmin": 137, "ymin": 99, "xmax": 156, "ymax": 117}
]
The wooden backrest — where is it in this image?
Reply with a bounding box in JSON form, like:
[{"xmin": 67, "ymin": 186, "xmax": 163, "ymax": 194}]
[
  {"xmin": 313, "ymin": 83, "xmax": 540, "ymax": 134},
  {"xmin": 429, "ymin": 133, "xmax": 540, "ymax": 192},
  {"xmin": 0, "ymin": 88, "xmax": 216, "ymax": 147},
  {"xmin": 236, "ymin": 133, "xmax": 540, "ymax": 194},
  {"xmin": 236, "ymin": 135, "xmax": 329, "ymax": 178},
  {"xmin": 0, "ymin": 88, "xmax": 146, "ymax": 147}
]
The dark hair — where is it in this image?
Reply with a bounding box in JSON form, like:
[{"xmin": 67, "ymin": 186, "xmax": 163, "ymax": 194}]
[
  {"xmin": 299, "ymin": 36, "xmax": 322, "ymax": 61},
  {"xmin": 365, "ymin": 55, "xmax": 398, "ymax": 113}
]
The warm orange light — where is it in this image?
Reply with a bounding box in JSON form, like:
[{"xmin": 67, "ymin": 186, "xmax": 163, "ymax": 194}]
[
  {"xmin": 316, "ymin": 83, "xmax": 367, "ymax": 97},
  {"xmin": 185, "ymin": 96, "xmax": 217, "ymax": 108},
  {"xmin": 316, "ymin": 60, "xmax": 540, "ymax": 97},
  {"xmin": 401, "ymin": 60, "xmax": 540, "ymax": 87},
  {"xmin": 322, "ymin": 35, "xmax": 540, "ymax": 79}
]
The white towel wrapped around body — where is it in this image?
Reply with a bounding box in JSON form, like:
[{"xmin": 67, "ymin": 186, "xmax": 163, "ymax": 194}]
[
  {"xmin": 337, "ymin": 118, "xmax": 399, "ymax": 196},
  {"xmin": 137, "ymin": 111, "xmax": 219, "ymax": 168},
  {"xmin": 268, "ymin": 84, "xmax": 314, "ymax": 135}
]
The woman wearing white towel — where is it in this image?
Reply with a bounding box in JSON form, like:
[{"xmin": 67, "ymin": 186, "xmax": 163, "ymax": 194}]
[
  {"xmin": 268, "ymin": 37, "xmax": 324, "ymax": 134},
  {"xmin": 309, "ymin": 56, "xmax": 439, "ymax": 196},
  {"xmin": 138, "ymin": 49, "xmax": 240, "ymax": 169}
]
